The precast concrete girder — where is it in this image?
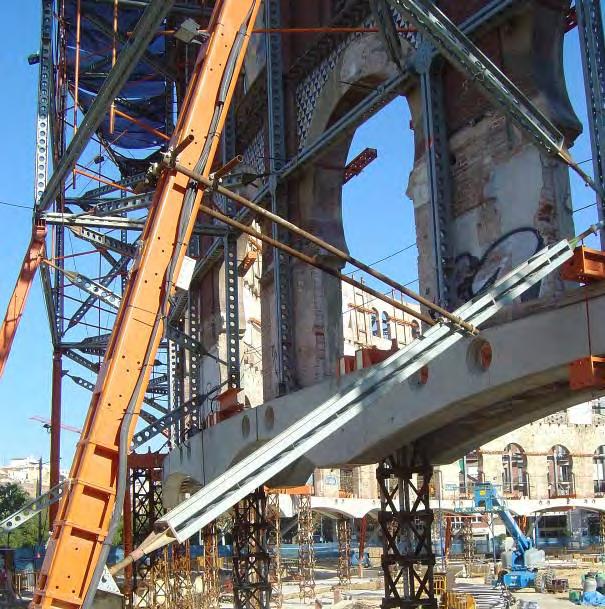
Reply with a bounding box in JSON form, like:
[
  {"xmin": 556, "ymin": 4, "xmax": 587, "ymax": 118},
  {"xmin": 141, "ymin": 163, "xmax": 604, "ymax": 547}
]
[{"xmin": 163, "ymin": 282, "xmax": 605, "ymax": 507}]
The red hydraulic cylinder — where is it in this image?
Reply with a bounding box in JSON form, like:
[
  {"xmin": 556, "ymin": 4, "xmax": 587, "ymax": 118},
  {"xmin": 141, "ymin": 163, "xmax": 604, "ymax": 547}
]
[{"xmin": 0, "ymin": 222, "xmax": 46, "ymax": 379}]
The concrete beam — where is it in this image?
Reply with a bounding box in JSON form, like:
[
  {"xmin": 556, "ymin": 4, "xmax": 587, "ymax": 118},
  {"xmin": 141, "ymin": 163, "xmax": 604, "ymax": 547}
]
[{"xmin": 163, "ymin": 283, "xmax": 605, "ymax": 507}]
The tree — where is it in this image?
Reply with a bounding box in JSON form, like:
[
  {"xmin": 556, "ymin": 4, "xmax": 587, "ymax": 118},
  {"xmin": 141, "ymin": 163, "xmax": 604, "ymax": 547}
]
[
  {"xmin": 0, "ymin": 483, "xmax": 29, "ymax": 520},
  {"xmin": 0, "ymin": 483, "xmax": 46, "ymax": 549}
]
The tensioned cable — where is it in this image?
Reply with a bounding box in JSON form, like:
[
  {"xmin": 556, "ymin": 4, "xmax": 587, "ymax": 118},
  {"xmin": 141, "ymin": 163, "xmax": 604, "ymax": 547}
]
[{"xmin": 345, "ymin": 241, "xmax": 417, "ymax": 275}]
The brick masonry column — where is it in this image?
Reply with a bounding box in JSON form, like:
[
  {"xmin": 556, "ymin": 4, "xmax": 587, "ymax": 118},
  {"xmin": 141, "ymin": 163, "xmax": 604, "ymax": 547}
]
[
  {"xmin": 573, "ymin": 455, "xmax": 595, "ymax": 498},
  {"xmin": 407, "ymin": 0, "xmax": 581, "ymax": 310},
  {"xmin": 526, "ymin": 455, "xmax": 548, "ymax": 500}
]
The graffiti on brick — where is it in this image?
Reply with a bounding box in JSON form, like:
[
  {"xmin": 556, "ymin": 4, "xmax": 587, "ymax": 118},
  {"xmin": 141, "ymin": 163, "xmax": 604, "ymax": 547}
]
[{"xmin": 453, "ymin": 228, "xmax": 544, "ymax": 304}]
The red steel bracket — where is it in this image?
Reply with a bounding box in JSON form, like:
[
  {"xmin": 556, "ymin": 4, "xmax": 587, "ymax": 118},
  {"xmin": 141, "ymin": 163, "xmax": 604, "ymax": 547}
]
[
  {"xmin": 569, "ymin": 355, "xmax": 605, "ymax": 390},
  {"xmin": 560, "ymin": 246, "xmax": 605, "ymax": 284}
]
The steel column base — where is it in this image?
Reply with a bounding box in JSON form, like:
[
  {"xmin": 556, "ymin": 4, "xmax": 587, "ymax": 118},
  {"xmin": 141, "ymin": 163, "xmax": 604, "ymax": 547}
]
[{"xmin": 377, "ymin": 447, "xmax": 437, "ymax": 609}]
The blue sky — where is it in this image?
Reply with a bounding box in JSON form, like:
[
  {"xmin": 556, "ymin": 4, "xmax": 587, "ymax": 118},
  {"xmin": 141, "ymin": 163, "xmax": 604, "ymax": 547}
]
[{"xmin": 0, "ymin": 6, "xmax": 600, "ymax": 469}]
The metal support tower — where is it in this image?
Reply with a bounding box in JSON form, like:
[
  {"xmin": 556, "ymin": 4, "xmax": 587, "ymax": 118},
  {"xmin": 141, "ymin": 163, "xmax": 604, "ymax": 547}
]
[
  {"xmin": 377, "ymin": 448, "xmax": 436, "ymax": 609},
  {"xmin": 169, "ymin": 541, "xmax": 196, "ymax": 609},
  {"xmin": 265, "ymin": 0, "xmax": 295, "ymax": 395},
  {"xmin": 267, "ymin": 493, "xmax": 283, "ymax": 609},
  {"xmin": 224, "ymin": 229, "xmax": 241, "ymax": 391},
  {"xmin": 149, "ymin": 549, "xmax": 169, "ymax": 609},
  {"xmin": 123, "ymin": 454, "xmax": 164, "ymax": 609},
  {"xmin": 337, "ymin": 517, "xmax": 352, "ymax": 588},
  {"xmin": 34, "ymin": 0, "xmax": 52, "ymax": 207},
  {"xmin": 462, "ymin": 518, "xmax": 475, "ymax": 577},
  {"xmin": 202, "ymin": 523, "xmax": 221, "ymax": 609},
  {"xmin": 577, "ymin": 0, "xmax": 605, "ymax": 246},
  {"xmin": 185, "ymin": 262, "xmax": 201, "ymax": 407},
  {"xmin": 222, "ymin": 109, "xmax": 241, "ymax": 392},
  {"xmin": 297, "ymin": 495, "xmax": 316, "ymax": 601},
  {"xmin": 232, "ymin": 488, "xmax": 272, "ymax": 609},
  {"xmin": 434, "ymin": 510, "xmax": 447, "ymax": 571},
  {"xmin": 49, "ymin": 351, "xmax": 62, "ymax": 527},
  {"xmin": 46, "ymin": 0, "xmax": 67, "ymax": 523},
  {"xmin": 146, "ymin": 543, "xmax": 195, "ymax": 609}
]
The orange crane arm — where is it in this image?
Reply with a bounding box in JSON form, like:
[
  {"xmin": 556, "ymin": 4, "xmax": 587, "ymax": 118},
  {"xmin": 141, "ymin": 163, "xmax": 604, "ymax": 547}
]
[
  {"xmin": 0, "ymin": 222, "xmax": 46, "ymax": 379},
  {"xmin": 32, "ymin": 2, "xmax": 262, "ymax": 608}
]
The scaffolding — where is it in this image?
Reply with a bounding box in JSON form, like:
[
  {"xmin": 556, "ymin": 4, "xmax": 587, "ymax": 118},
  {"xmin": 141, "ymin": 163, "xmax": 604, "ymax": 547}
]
[
  {"xmin": 377, "ymin": 448, "xmax": 437, "ymax": 609},
  {"xmin": 201, "ymin": 523, "xmax": 221, "ymax": 609},
  {"xmin": 148, "ymin": 543, "xmax": 197, "ymax": 609},
  {"xmin": 600, "ymin": 512, "xmax": 605, "ymax": 558},
  {"xmin": 337, "ymin": 517, "xmax": 352, "ymax": 588},
  {"xmin": 298, "ymin": 495, "xmax": 316, "ymax": 601},
  {"xmin": 232, "ymin": 488, "xmax": 272, "ymax": 609},
  {"xmin": 434, "ymin": 510, "xmax": 447, "ymax": 571},
  {"xmin": 170, "ymin": 542, "xmax": 197, "ymax": 609},
  {"xmin": 267, "ymin": 493, "xmax": 283, "ymax": 609},
  {"xmin": 462, "ymin": 518, "xmax": 475, "ymax": 578},
  {"xmin": 124, "ymin": 453, "xmax": 165, "ymax": 609}
]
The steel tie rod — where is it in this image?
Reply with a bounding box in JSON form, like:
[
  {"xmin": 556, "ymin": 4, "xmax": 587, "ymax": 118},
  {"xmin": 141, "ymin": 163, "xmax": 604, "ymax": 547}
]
[
  {"xmin": 199, "ymin": 201, "xmax": 436, "ymax": 327},
  {"xmin": 172, "ymin": 161, "xmax": 478, "ymax": 334}
]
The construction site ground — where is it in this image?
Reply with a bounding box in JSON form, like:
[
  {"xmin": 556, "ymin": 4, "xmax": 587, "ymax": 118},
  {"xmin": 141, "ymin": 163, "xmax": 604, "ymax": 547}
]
[{"xmin": 272, "ymin": 560, "xmax": 602, "ymax": 609}]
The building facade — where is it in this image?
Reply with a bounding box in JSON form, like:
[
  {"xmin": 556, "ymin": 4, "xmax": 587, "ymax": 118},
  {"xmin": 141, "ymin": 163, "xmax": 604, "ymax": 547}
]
[{"xmin": 0, "ymin": 457, "xmax": 53, "ymax": 497}]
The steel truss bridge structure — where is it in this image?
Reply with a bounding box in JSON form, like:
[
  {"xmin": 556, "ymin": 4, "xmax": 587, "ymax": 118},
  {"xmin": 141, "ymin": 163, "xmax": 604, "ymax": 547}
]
[{"xmin": 0, "ymin": 1, "xmax": 604, "ymax": 609}]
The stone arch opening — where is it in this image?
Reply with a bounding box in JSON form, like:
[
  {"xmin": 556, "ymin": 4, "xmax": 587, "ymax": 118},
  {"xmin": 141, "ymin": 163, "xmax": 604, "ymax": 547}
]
[
  {"xmin": 547, "ymin": 445, "xmax": 574, "ymax": 499},
  {"xmin": 341, "ymin": 96, "xmax": 417, "ymax": 270},
  {"xmin": 502, "ymin": 443, "xmax": 529, "ymax": 498},
  {"xmin": 594, "ymin": 446, "xmax": 605, "ymax": 496},
  {"xmin": 341, "ymin": 96, "xmax": 419, "ymax": 353},
  {"xmin": 292, "ymin": 32, "xmax": 418, "ymax": 385}
]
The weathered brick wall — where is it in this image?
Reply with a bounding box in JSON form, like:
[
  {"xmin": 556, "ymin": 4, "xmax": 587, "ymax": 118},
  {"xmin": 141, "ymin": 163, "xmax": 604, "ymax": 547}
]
[{"xmin": 407, "ymin": 0, "xmax": 579, "ymax": 308}]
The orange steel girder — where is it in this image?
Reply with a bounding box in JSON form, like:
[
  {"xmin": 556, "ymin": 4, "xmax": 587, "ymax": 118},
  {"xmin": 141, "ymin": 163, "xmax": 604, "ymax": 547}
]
[
  {"xmin": 32, "ymin": 3, "xmax": 262, "ymax": 608},
  {"xmin": 0, "ymin": 222, "xmax": 46, "ymax": 379}
]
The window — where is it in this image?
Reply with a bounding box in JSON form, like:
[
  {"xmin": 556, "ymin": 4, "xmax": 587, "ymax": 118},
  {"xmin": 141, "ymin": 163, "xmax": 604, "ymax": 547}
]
[
  {"xmin": 382, "ymin": 311, "xmax": 391, "ymax": 339},
  {"xmin": 547, "ymin": 445, "xmax": 574, "ymax": 498},
  {"xmin": 593, "ymin": 399, "xmax": 605, "ymax": 416},
  {"xmin": 594, "ymin": 446, "xmax": 605, "ymax": 495},
  {"xmin": 459, "ymin": 450, "xmax": 483, "ymax": 495},
  {"xmin": 502, "ymin": 444, "xmax": 529, "ymax": 497},
  {"xmin": 411, "ymin": 319, "xmax": 420, "ymax": 339},
  {"xmin": 370, "ymin": 308, "xmax": 379, "ymax": 337}
]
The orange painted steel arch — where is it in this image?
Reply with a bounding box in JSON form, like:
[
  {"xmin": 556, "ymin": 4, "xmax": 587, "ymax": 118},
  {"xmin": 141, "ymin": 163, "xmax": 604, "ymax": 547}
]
[
  {"xmin": 32, "ymin": 2, "xmax": 262, "ymax": 608},
  {"xmin": 0, "ymin": 222, "xmax": 46, "ymax": 379}
]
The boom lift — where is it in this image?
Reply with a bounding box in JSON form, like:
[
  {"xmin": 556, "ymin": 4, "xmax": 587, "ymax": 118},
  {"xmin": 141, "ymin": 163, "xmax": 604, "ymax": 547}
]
[{"xmin": 474, "ymin": 483, "xmax": 545, "ymax": 589}]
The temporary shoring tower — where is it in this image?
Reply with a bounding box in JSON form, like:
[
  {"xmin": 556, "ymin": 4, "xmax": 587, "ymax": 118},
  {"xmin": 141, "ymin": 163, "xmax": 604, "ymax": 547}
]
[{"xmin": 3, "ymin": 0, "xmax": 603, "ymax": 608}]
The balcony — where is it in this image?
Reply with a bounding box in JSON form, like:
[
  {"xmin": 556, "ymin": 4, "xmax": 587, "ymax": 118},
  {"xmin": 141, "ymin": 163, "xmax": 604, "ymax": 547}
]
[
  {"xmin": 501, "ymin": 480, "xmax": 531, "ymax": 499},
  {"xmin": 501, "ymin": 472, "xmax": 531, "ymax": 499},
  {"xmin": 547, "ymin": 474, "xmax": 576, "ymax": 499},
  {"xmin": 594, "ymin": 479, "xmax": 605, "ymax": 497}
]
